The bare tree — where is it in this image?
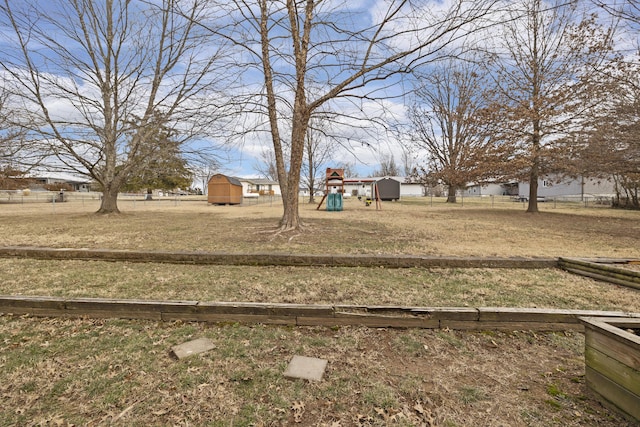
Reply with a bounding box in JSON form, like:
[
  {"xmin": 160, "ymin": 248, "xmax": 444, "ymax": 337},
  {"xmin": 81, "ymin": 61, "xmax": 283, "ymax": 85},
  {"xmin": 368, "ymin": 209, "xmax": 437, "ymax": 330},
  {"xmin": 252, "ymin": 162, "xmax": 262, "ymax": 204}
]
[
  {"xmin": 408, "ymin": 59, "xmax": 501, "ymax": 203},
  {"xmin": 204, "ymin": 0, "xmax": 500, "ymax": 231},
  {"xmin": 335, "ymin": 160, "xmax": 357, "ymax": 179},
  {"xmin": 486, "ymin": 0, "xmax": 614, "ymax": 212},
  {"xmin": 190, "ymin": 156, "xmax": 221, "ymax": 195},
  {"xmin": 400, "ymin": 148, "xmax": 416, "ymax": 178},
  {"xmin": 0, "ymin": 86, "xmax": 30, "ymax": 172},
  {"xmin": 254, "ymin": 148, "xmax": 280, "ymax": 181},
  {"xmin": 1, "ymin": 0, "xmax": 233, "ymax": 213},
  {"xmin": 372, "ymin": 152, "xmax": 401, "ymax": 177}
]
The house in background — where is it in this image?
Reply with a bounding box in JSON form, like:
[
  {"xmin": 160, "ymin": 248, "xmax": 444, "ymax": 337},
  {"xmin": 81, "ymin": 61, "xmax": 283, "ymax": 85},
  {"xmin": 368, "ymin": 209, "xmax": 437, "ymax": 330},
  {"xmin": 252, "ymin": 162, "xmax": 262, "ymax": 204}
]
[
  {"xmin": 463, "ymin": 181, "xmax": 519, "ymax": 197},
  {"xmin": 343, "ymin": 177, "xmax": 375, "ymax": 198},
  {"xmin": 27, "ymin": 172, "xmax": 92, "ymax": 192},
  {"xmin": 299, "ymin": 186, "xmax": 324, "ymax": 198},
  {"xmin": 398, "ymin": 179, "xmax": 425, "ymax": 197},
  {"xmin": 518, "ymin": 176, "xmax": 615, "ymax": 200},
  {"xmin": 238, "ymin": 178, "xmax": 281, "ymax": 196},
  {"xmin": 343, "ymin": 176, "xmax": 425, "ymax": 199},
  {"xmin": 463, "ymin": 176, "xmax": 614, "ymax": 200}
]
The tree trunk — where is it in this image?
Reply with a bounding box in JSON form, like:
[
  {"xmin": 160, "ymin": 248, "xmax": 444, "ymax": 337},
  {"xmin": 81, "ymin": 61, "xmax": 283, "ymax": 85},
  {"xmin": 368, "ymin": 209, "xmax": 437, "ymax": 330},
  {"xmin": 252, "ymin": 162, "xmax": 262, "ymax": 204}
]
[
  {"xmin": 307, "ymin": 176, "xmax": 315, "ymax": 203},
  {"xmin": 277, "ymin": 110, "xmax": 308, "ymax": 230},
  {"xmin": 279, "ymin": 126, "xmax": 307, "ymax": 230},
  {"xmin": 279, "ymin": 188, "xmax": 301, "ymax": 230},
  {"xmin": 97, "ymin": 187, "xmax": 120, "ymax": 214},
  {"xmin": 527, "ymin": 164, "xmax": 539, "ymax": 213},
  {"xmin": 527, "ymin": 118, "xmax": 541, "ymax": 213},
  {"xmin": 446, "ymin": 185, "xmax": 457, "ymax": 203}
]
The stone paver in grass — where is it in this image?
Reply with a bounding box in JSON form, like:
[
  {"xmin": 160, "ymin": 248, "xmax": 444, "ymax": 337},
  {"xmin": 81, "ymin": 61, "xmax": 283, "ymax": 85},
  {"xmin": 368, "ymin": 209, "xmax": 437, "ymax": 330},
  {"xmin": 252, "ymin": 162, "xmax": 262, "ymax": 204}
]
[
  {"xmin": 284, "ymin": 355, "xmax": 328, "ymax": 381},
  {"xmin": 171, "ymin": 338, "xmax": 216, "ymax": 359}
]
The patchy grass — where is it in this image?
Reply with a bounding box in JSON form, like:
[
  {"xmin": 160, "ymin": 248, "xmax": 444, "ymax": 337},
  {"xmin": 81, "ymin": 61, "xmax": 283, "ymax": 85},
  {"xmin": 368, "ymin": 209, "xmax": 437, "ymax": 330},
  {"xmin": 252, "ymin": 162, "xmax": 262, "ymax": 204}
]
[
  {"xmin": 1, "ymin": 197, "xmax": 639, "ymax": 425},
  {"xmin": 0, "ymin": 316, "xmax": 634, "ymax": 426},
  {"xmin": 1, "ymin": 259, "xmax": 639, "ymax": 312}
]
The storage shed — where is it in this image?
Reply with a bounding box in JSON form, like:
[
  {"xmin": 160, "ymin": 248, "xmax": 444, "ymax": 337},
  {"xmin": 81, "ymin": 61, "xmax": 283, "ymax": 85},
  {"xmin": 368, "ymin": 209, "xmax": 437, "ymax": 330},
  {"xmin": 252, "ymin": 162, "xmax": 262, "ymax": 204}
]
[
  {"xmin": 376, "ymin": 177, "xmax": 401, "ymax": 201},
  {"xmin": 207, "ymin": 174, "xmax": 243, "ymax": 205}
]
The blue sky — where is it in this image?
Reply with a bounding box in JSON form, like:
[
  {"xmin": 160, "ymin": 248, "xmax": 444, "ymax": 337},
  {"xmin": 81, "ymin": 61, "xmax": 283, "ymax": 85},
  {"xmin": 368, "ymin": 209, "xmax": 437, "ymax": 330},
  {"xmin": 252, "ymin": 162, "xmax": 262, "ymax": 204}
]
[{"xmin": 1, "ymin": 0, "xmax": 634, "ymax": 184}]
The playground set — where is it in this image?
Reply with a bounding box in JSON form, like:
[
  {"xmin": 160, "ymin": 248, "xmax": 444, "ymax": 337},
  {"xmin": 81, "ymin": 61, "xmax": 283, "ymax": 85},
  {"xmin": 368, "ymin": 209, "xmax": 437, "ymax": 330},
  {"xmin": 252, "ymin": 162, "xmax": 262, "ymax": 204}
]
[{"xmin": 316, "ymin": 168, "xmax": 381, "ymax": 211}]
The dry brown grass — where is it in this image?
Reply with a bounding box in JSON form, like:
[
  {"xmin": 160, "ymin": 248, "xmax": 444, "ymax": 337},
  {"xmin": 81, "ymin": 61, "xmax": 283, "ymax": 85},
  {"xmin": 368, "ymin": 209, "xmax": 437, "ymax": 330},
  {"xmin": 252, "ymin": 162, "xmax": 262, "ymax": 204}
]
[
  {"xmin": 1, "ymin": 196, "xmax": 639, "ymax": 258},
  {"xmin": 1, "ymin": 196, "xmax": 639, "ymax": 426},
  {"xmin": 2, "ymin": 196, "xmax": 640, "ymax": 311},
  {"xmin": 2, "ymin": 260, "xmax": 640, "ymax": 313},
  {"xmin": 1, "ymin": 316, "xmax": 634, "ymax": 427}
]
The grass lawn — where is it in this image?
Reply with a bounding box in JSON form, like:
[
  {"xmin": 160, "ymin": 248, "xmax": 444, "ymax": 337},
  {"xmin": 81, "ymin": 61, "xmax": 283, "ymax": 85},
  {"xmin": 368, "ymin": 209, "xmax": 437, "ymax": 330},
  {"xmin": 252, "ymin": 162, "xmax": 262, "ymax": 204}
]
[
  {"xmin": 1, "ymin": 195, "xmax": 639, "ymax": 258},
  {"xmin": 1, "ymin": 196, "xmax": 639, "ymax": 426}
]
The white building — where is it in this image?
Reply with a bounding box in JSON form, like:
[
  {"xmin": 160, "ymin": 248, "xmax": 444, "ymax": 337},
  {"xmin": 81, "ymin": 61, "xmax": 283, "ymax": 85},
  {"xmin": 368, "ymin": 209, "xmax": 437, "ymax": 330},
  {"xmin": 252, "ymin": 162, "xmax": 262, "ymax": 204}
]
[
  {"xmin": 343, "ymin": 177, "xmax": 425, "ymax": 199},
  {"xmin": 464, "ymin": 176, "xmax": 615, "ymax": 200},
  {"xmin": 27, "ymin": 172, "xmax": 92, "ymax": 192},
  {"xmin": 463, "ymin": 182, "xmax": 519, "ymax": 197},
  {"xmin": 518, "ymin": 176, "xmax": 614, "ymax": 200},
  {"xmin": 237, "ymin": 178, "xmax": 281, "ymax": 196}
]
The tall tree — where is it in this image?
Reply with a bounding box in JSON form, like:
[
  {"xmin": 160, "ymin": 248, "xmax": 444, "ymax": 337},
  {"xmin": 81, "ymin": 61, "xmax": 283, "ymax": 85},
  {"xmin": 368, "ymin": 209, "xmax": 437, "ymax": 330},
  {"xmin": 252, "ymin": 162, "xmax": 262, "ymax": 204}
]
[
  {"xmin": 206, "ymin": 0, "xmax": 500, "ymax": 231},
  {"xmin": 584, "ymin": 1, "xmax": 640, "ymax": 208},
  {"xmin": 1, "ymin": 0, "xmax": 232, "ymax": 213},
  {"xmin": 372, "ymin": 152, "xmax": 400, "ymax": 177},
  {"xmin": 576, "ymin": 63, "xmax": 640, "ymax": 208},
  {"xmin": 408, "ymin": 59, "xmax": 501, "ymax": 203},
  {"xmin": 487, "ymin": 0, "xmax": 614, "ymax": 212},
  {"xmin": 119, "ymin": 112, "xmax": 194, "ymax": 194}
]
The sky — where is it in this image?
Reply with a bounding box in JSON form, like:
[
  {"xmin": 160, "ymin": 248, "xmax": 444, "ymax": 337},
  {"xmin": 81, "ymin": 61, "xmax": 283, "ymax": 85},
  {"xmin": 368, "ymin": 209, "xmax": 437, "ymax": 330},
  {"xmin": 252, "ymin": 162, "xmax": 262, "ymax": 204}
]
[
  {"xmin": 1, "ymin": 0, "xmax": 636, "ymax": 185},
  {"xmin": 1, "ymin": 0, "xmax": 418, "ymax": 182}
]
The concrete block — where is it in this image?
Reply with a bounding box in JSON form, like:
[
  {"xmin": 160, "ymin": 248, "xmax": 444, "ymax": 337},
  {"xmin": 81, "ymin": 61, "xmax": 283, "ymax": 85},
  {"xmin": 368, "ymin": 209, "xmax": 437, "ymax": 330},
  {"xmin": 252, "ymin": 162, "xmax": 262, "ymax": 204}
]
[
  {"xmin": 171, "ymin": 338, "xmax": 216, "ymax": 359},
  {"xmin": 284, "ymin": 355, "xmax": 328, "ymax": 381}
]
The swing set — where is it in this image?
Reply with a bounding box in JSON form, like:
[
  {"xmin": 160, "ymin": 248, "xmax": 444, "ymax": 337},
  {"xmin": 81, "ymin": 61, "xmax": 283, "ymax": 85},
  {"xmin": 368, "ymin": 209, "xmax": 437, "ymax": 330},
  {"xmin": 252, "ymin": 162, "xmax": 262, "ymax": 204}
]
[{"xmin": 317, "ymin": 168, "xmax": 382, "ymax": 211}]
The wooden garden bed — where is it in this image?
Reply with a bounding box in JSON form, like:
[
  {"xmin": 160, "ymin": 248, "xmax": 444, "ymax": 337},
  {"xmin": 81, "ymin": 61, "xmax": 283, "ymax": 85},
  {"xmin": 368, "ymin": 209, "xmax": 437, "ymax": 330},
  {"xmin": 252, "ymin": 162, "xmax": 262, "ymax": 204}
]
[{"xmin": 579, "ymin": 316, "xmax": 640, "ymax": 423}]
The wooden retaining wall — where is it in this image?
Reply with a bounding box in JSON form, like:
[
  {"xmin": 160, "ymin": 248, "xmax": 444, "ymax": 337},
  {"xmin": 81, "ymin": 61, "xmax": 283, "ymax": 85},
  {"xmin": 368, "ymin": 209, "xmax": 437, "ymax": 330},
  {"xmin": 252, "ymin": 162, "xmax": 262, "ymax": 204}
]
[
  {"xmin": 0, "ymin": 246, "xmax": 557, "ymax": 269},
  {"xmin": 580, "ymin": 317, "xmax": 640, "ymax": 423},
  {"xmin": 559, "ymin": 258, "xmax": 640, "ymax": 290},
  {"xmin": 1, "ymin": 296, "xmax": 638, "ymax": 331}
]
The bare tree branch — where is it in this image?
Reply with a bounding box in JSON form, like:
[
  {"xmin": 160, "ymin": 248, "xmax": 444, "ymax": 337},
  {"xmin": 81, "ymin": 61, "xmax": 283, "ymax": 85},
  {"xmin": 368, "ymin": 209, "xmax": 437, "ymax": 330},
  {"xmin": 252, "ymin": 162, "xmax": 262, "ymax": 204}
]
[
  {"xmin": 0, "ymin": 0, "xmax": 236, "ymax": 213},
  {"xmin": 199, "ymin": 0, "xmax": 501, "ymax": 230}
]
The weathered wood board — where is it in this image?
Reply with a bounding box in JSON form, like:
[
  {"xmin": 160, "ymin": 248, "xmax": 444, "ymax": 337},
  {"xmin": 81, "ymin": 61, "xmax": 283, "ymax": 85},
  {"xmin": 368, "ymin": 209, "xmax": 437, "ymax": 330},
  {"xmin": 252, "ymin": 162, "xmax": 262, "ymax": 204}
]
[{"xmin": 580, "ymin": 317, "xmax": 640, "ymax": 423}]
